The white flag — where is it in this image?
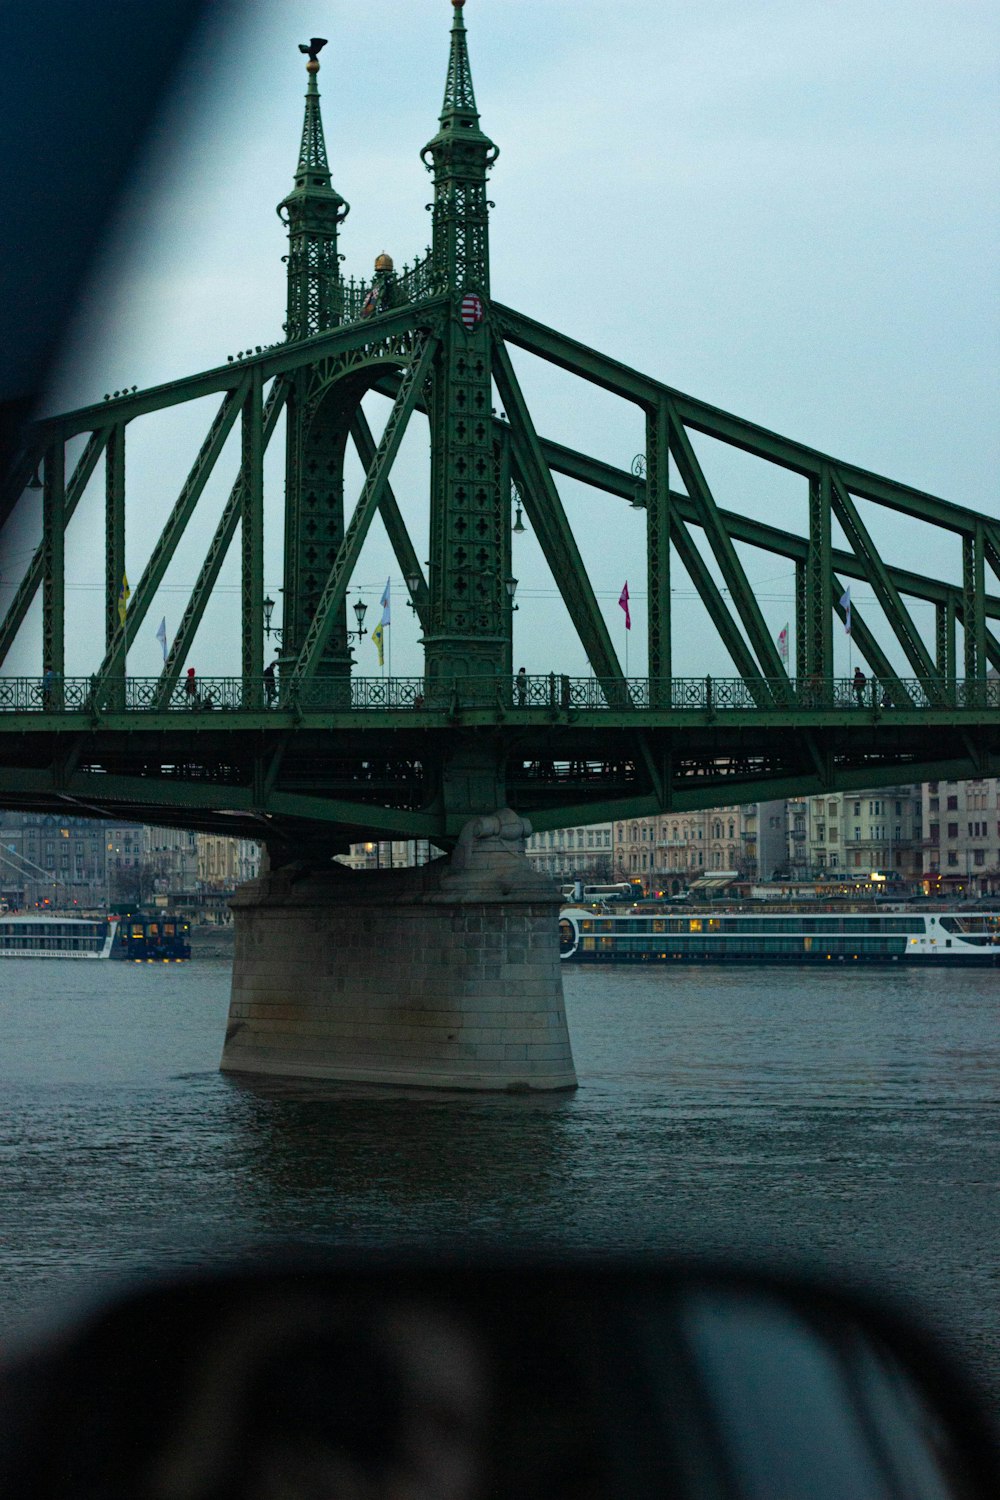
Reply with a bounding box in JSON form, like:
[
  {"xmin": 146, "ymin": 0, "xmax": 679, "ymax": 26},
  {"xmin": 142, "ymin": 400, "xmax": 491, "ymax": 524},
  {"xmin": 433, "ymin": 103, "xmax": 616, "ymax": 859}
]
[
  {"xmin": 777, "ymin": 622, "xmax": 789, "ymax": 664},
  {"xmin": 155, "ymin": 616, "xmax": 168, "ymax": 662},
  {"xmin": 380, "ymin": 576, "xmax": 391, "ymax": 627},
  {"xmin": 839, "ymin": 587, "xmax": 852, "ymax": 636}
]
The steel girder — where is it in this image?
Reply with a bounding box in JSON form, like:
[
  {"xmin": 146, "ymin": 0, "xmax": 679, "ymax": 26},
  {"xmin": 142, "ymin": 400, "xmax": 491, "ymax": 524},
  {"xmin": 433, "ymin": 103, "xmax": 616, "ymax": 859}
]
[
  {"xmin": 0, "ymin": 429, "xmax": 110, "ymax": 666},
  {"xmin": 492, "ymin": 339, "xmax": 626, "ymax": 693},
  {"xmin": 0, "ymin": 712, "xmax": 995, "ymax": 844},
  {"xmin": 156, "ymin": 377, "xmax": 290, "ymax": 705}
]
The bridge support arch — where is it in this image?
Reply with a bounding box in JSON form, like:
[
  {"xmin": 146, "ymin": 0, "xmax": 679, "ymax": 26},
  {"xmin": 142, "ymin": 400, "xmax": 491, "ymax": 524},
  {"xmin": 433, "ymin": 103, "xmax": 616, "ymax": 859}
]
[{"xmin": 221, "ymin": 809, "xmax": 577, "ymax": 1092}]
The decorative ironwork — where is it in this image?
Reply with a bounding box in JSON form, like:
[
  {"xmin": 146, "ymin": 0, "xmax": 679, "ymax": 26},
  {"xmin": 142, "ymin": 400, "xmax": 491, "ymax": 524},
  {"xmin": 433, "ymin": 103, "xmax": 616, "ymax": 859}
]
[
  {"xmin": 3, "ymin": 674, "xmax": 996, "ymax": 717},
  {"xmin": 278, "ymin": 45, "xmax": 348, "ymax": 342}
]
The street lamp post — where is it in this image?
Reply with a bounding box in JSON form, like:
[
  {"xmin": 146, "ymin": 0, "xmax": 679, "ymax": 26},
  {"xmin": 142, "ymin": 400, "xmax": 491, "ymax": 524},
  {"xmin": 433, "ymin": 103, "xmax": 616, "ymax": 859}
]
[{"xmin": 347, "ymin": 596, "xmax": 368, "ymax": 642}]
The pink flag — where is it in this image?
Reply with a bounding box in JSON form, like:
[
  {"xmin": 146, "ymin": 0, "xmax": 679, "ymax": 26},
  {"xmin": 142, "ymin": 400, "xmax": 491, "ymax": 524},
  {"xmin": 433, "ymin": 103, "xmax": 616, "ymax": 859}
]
[
  {"xmin": 777, "ymin": 623, "xmax": 788, "ymax": 664},
  {"xmin": 618, "ymin": 582, "xmax": 631, "ymax": 630}
]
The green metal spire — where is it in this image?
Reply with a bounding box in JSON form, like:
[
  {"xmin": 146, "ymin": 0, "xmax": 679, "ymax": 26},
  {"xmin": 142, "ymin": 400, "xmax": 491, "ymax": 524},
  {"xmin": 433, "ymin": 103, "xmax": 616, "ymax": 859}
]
[
  {"xmin": 295, "ymin": 47, "xmax": 332, "ymax": 176},
  {"xmin": 421, "ymin": 0, "xmax": 498, "ymax": 295},
  {"xmin": 440, "ymin": 0, "xmax": 479, "ymax": 124},
  {"xmin": 278, "ymin": 40, "xmax": 349, "ymax": 340},
  {"xmin": 421, "ymin": 1, "xmax": 506, "ymax": 686}
]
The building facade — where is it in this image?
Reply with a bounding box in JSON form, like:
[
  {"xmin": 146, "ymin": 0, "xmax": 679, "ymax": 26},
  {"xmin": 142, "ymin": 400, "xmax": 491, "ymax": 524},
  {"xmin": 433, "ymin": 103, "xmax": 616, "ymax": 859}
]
[
  {"xmin": 197, "ymin": 835, "xmax": 262, "ymax": 921},
  {"xmin": 921, "ymin": 777, "xmax": 1000, "ymax": 895},
  {"xmin": 340, "ymin": 840, "xmax": 441, "ymax": 872},
  {"xmin": 0, "ymin": 811, "xmax": 142, "ymax": 910},
  {"xmin": 613, "ymin": 808, "xmax": 744, "ymax": 895},
  {"xmin": 792, "ymin": 787, "xmax": 923, "ymax": 884},
  {"xmin": 524, "ymin": 824, "xmax": 613, "ymax": 885}
]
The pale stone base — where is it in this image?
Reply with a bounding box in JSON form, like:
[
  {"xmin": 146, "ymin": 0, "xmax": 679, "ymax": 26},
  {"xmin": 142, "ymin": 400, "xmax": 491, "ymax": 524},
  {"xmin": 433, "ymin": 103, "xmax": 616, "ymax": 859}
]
[{"xmin": 220, "ymin": 811, "xmax": 577, "ymax": 1092}]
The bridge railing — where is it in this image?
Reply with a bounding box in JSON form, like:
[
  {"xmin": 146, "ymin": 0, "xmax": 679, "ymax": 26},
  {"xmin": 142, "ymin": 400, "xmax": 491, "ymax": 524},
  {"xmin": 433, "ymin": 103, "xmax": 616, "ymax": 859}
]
[{"xmin": 1, "ymin": 674, "xmax": 997, "ymax": 714}]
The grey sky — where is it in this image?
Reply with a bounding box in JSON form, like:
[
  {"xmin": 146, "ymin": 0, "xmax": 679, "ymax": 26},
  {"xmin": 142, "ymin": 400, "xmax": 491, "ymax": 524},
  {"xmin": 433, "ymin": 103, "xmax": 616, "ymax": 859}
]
[{"xmin": 15, "ymin": 0, "xmax": 999, "ymax": 681}]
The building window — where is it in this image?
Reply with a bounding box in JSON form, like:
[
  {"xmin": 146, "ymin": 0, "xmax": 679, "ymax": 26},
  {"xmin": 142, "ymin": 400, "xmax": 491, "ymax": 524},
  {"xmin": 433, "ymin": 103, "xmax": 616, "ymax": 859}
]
[
  {"xmin": 948, "ymin": 823, "xmax": 958, "ymax": 839},
  {"xmin": 974, "ymin": 849, "xmax": 985, "ymax": 866},
  {"xmin": 947, "ymin": 853, "xmax": 958, "ymax": 867},
  {"xmin": 947, "ymin": 796, "xmax": 958, "ymax": 811}
]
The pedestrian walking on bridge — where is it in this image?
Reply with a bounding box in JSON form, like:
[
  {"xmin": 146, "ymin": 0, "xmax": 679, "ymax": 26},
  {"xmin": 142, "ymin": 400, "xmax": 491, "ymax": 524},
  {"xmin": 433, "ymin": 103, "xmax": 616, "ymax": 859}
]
[{"xmin": 264, "ymin": 658, "xmax": 278, "ymax": 708}]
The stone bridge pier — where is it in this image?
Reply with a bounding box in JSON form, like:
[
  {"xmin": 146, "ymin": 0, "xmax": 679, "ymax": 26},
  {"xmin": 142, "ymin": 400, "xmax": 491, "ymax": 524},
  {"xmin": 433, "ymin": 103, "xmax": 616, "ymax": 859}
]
[{"xmin": 220, "ymin": 810, "xmax": 577, "ymax": 1091}]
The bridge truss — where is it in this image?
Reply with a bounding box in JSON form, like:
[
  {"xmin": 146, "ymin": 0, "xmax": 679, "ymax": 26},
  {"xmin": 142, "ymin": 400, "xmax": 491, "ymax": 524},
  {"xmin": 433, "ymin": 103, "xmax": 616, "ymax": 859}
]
[{"xmin": 1, "ymin": 2, "xmax": 997, "ymax": 852}]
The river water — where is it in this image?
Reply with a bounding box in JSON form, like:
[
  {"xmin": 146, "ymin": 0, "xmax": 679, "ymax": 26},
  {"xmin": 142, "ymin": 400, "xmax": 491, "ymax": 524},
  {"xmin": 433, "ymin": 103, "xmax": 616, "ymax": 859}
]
[{"xmin": 1, "ymin": 958, "xmax": 998, "ymax": 1409}]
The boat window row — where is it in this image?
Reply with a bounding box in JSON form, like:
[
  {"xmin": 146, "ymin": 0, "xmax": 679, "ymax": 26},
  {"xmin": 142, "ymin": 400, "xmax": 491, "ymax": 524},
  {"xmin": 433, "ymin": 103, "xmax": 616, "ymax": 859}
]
[
  {"xmin": 0, "ymin": 921, "xmax": 107, "ymax": 938},
  {"xmin": 0, "ymin": 935, "xmax": 107, "ymax": 952},
  {"xmin": 580, "ymin": 935, "xmax": 910, "ymax": 956},
  {"xmin": 578, "ymin": 916, "xmax": 922, "ymax": 936}
]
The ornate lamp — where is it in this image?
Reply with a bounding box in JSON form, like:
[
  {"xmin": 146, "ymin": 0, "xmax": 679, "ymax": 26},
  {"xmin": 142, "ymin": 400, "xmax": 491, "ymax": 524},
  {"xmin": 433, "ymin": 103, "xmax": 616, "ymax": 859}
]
[{"xmin": 349, "ymin": 596, "xmax": 368, "ymax": 640}]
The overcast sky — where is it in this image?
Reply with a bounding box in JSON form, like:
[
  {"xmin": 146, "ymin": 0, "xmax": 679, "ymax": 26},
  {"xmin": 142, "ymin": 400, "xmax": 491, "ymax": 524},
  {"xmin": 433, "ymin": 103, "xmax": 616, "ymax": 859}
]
[{"xmin": 12, "ymin": 0, "xmax": 999, "ymax": 681}]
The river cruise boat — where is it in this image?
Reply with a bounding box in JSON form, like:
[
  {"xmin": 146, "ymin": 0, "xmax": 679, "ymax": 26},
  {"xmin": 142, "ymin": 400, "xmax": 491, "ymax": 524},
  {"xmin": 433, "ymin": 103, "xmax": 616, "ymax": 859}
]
[
  {"xmin": 558, "ymin": 906, "xmax": 1000, "ymax": 965},
  {"xmin": 0, "ymin": 913, "xmax": 121, "ymax": 959},
  {"xmin": 0, "ymin": 911, "xmax": 192, "ymax": 960},
  {"xmin": 117, "ymin": 913, "xmax": 192, "ymax": 961}
]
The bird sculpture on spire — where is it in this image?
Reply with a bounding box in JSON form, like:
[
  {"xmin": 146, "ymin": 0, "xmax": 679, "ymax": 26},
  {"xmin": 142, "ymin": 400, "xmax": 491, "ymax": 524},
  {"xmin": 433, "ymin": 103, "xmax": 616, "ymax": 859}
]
[{"xmin": 298, "ymin": 37, "xmax": 328, "ymax": 64}]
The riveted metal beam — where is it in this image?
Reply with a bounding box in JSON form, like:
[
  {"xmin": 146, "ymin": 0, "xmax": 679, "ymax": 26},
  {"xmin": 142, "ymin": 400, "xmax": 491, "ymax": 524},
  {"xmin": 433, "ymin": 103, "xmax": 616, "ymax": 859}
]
[
  {"xmin": 645, "ymin": 400, "xmax": 671, "ymax": 697},
  {"xmin": 963, "ymin": 525, "xmax": 987, "ymax": 681},
  {"xmin": 986, "ymin": 626, "xmax": 1000, "ymax": 673},
  {"xmin": 493, "ymin": 337, "xmax": 626, "ymax": 693},
  {"xmin": 535, "ymin": 434, "xmax": 1000, "ymax": 618},
  {"xmin": 37, "ymin": 301, "xmax": 449, "ymax": 443},
  {"xmin": 41, "ymin": 443, "xmax": 66, "ymax": 679},
  {"xmin": 496, "ymin": 302, "xmax": 985, "ymax": 535},
  {"xmin": 795, "ymin": 560, "xmax": 807, "ymax": 680},
  {"xmin": 0, "ymin": 428, "xmax": 110, "ymax": 667},
  {"xmin": 936, "ymin": 599, "xmax": 956, "ymax": 692},
  {"xmin": 241, "ymin": 367, "xmax": 265, "ymax": 705},
  {"xmin": 670, "ymin": 520, "xmax": 767, "ymax": 689},
  {"xmin": 91, "ymin": 381, "xmax": 249, "ymax": 701},
  {"xmin": 984, "ymin": 523, "xmax": 1000, "ymax": 586},
  {"xmin": 830, "ymin": 472, "xmax": 938, "ymax": 688},
  {"xmin": 806, "ymin": 465, "xmax": 833, "ymax": 679},
  {"xmin": 158, "ymin": 378, "xmax": 289, "ymax": 705},
  {"xmin": 667, "ymin": 401, "xmax": 789, "ymax": 693},
  {"xmin": 104, "ymin": 424, "xmax": 126, "ymax": 657}
]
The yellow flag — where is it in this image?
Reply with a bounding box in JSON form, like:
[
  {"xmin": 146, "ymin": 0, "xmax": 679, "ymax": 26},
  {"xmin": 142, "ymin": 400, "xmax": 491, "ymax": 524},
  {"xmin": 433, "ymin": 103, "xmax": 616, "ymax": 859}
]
[
  {"xmin": 371, "ymin": 621, "xmax": 384, "ymax": 667},
  {"xmin": 117, "ymin": 572, "xmax": 130, "ymax": 627}
]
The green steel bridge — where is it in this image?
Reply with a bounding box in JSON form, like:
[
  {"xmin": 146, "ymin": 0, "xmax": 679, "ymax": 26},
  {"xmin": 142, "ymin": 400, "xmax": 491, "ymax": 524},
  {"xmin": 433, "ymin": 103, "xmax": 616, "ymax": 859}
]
[{"xmin": 1, "ymin": 2, "xmax": 998, "ymax": 858}]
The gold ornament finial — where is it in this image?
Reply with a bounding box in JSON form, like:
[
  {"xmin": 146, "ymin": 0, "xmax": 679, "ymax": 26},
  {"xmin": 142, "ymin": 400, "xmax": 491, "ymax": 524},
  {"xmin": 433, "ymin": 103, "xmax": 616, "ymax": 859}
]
[{"xmin": 374, "ymin": 252, "xmax": 394, "ymax": 273}]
